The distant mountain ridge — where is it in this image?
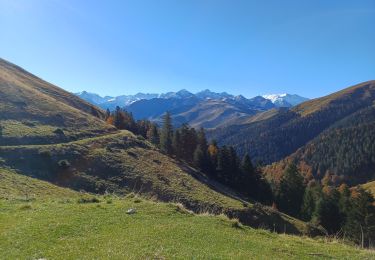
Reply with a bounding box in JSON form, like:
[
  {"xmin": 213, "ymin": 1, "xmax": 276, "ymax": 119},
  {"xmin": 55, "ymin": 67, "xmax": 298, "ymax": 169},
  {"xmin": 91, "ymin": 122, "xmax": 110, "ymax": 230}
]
[
  {"xmin": 76, "ymin": 89, "xmax": 308, "ymax": 128},
  {"xmin": 76, "ymin": 89, "xmax": 308, "ymax": 110},
  {"xmin": 75, "ymin": 91, "xmax": 159, "ymax": 109}
]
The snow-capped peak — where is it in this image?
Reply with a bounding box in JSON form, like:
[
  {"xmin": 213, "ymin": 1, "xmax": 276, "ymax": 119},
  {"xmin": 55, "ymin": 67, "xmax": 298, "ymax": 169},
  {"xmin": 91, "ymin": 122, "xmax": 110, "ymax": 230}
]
[
  {"xmin": 262, "ymin": 93, "xmax": 309, "ymax": 107},
  {"xmin": 262, "ymin": 94, "xmax": 287, "ymax": 103}
]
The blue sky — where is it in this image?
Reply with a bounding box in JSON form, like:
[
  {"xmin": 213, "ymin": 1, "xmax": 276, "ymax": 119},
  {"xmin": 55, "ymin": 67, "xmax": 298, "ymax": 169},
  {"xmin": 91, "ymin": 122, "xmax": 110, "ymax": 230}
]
[{"xmin": 0, "ymin": 0, "xmax": 374, "ymax": 98}]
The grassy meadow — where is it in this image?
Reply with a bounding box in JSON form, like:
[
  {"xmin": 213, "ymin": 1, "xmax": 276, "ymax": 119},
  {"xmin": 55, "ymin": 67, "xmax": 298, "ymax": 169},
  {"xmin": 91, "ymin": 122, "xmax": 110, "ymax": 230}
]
[{"xmin": 0, "ymin": 169, "xmax": 374, "ymax": 259}]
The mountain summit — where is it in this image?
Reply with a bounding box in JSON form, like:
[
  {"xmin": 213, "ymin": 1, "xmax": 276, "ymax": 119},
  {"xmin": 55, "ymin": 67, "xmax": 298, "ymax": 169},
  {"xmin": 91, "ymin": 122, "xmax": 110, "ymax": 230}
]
[{"xmin": 262, "ymin": 93, "xmax": 309, "ymax": 107}]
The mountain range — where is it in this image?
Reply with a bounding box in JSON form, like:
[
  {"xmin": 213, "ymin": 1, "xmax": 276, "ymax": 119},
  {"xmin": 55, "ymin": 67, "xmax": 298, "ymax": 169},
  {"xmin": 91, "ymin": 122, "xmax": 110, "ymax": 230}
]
[
  {"xmin": 76, "ymin": 89, "xmax": 308, "ymax": 109},
  {"xmin": 76, "ymin": 89, "xmax": 308, "ymax": 128}
]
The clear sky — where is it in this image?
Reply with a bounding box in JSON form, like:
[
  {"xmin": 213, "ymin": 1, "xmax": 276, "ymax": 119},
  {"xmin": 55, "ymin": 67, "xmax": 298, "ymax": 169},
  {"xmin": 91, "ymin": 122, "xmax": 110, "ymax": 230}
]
[{"xmin": 0, "ymin": 0, "xmax": 374, "ymax": 98}]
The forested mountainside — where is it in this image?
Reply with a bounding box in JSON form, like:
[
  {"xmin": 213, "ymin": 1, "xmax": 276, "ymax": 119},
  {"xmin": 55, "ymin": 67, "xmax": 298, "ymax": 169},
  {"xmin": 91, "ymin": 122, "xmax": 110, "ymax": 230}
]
[
  {"xmin": 210, "ymin": 81, "xmax": 375, "ymax": 184},
  {"xmin": 264, "ymin": 103, "xmax": 375, "ymax": 185},
  {"xmin": 0, "ymin": 58, "xmax": 115, "ymax": 145}
]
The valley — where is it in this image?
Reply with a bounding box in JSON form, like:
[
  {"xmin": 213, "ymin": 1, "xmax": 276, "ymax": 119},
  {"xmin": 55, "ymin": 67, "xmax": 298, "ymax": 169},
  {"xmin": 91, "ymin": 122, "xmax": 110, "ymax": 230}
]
[{"xmin": 0, "ymin": 58, "xmax": 374, "ymax": 258}]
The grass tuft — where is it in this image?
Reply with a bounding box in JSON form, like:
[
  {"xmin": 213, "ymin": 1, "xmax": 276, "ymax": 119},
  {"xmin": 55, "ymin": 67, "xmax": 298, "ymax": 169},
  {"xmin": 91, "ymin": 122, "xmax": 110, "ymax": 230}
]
[{"xmin": 77, "ymin": 196, "xmax": 100, "ymax": 204}]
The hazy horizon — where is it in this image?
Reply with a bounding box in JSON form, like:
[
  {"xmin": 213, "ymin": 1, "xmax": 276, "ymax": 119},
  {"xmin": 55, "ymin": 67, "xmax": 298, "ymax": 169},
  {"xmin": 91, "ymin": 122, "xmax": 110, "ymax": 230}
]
[{"xmin": 1, "ymin": 0, "xmax": 374, "ymax": 98}]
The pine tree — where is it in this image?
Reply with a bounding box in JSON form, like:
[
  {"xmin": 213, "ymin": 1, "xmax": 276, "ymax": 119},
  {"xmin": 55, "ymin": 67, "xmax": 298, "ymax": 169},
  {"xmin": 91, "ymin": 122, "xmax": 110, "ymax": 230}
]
[
  {"xmin": 217, "ymin": 146, "xmax": 230, "ymax": 183},
  {"xmin": 197, "ymin": 128, "xmax": 208, "ymax": 151},
  {"xmin": 172, "ymin": 129, "xmax": 181, "ymax": 158},
  {"xmin": 114, "ymin": 106, "xmax": 125, "ymax": 129},
  {"xmin": 240, "ymin": 153, "xmax": 255, "ymax": 193},
  {"xmin": 159, "ymin": 112, "xmax": 173, "ymax": 154},
  {"xmin": 313, "ymin": 189, "xmax": 343, "ymax": 234},
  {"xmin": 178, "ymin": 124, "xmax": 197, "ymax": 162},
  {"xmin": 195, "ymin": 128, "xmax": 210, "ymax": 173},
  {"xmin": 146, "ymin": 123, "xmax": 159, "ymax": 145},
  {"xmin": 105, "ymin": 108, "xmax": 111, "ymax": 120},
  {"xmin": 343, "ymin": 188, "xmax": 375, "ymax": 247},
  {"xmin": 338, "ymin": 184, "xmax": 351, "ymax": 223},
  {"xmin": 207, "ymin": 140, "xmax": 219, "ymax": 177},
  {"xmin": 300, "ymin": 183, "xmax": 319, "ymax": 221},
  {"xmin": 193, "ymin": 145, "xmax": 205, "ymax": 169},
  {"xmin": 277, "ymin": 163, "xmax": 305, "ymax": 217}
]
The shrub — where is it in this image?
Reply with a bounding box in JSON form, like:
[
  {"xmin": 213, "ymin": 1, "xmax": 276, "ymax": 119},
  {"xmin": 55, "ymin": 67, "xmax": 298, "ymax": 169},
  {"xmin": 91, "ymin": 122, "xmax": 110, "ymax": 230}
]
[
  {"xmin": 53, "ymin": 128, "xmax": 65, "ymax": 136},
  {"xmin": 39, "ymin": 150, "xmax": 52, "ymax": 158},
  {"xmin": 58, "ymin": 159, "xmax": 70, "ymax": 169}
]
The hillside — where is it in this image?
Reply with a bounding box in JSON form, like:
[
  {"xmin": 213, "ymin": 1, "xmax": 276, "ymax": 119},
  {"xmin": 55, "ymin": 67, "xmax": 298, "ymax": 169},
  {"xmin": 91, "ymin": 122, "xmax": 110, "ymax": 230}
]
[
  {"xmin": 0, "ymin": 58, "xmax": 115, "ymax": 145},
  {"xmin": 0, "ymin": 59, "xmax": 323, "ymax": 235},
  {"xmin": 0, "ymin": 168, "xmax": 79, "ymax": 200},
  {"xmin": 0, "ymin": 130, "xmax": 319, "ymax": 235},
  {"xmin": 1, "ymin": 169, "xmax": 373, "ymax": 259},
  {"xmin": 169, "ymin": 99, "xmax": 259, "ymax": 129},
  {"xmin": 126, "ymin": 96, "xmax": 262, "ymax": 128},
  {"xmin": 210, "ymin": 81, "xmax": 375, "ymax": 184}
]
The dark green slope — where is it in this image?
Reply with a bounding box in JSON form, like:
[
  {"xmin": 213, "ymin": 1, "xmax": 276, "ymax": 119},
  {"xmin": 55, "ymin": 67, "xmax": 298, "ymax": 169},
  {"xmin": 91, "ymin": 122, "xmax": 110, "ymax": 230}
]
[
  {"xmin": 265, "ymin": 104, "xmax": 375, "ymax": 185},
  {"xmin": 210, "ymin": 81, "xmax": 375, "ymax": 183}
]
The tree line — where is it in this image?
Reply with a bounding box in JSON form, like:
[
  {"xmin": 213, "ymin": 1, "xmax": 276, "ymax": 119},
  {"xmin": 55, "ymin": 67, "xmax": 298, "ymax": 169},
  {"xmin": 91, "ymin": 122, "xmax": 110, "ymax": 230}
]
[
  {"xmin": 105, "ymin": 107, "xmax": 272, "ymax": 203},
  {"xmin": 106, "ymin": 107, "xmax": 375, "ymax": 247}
]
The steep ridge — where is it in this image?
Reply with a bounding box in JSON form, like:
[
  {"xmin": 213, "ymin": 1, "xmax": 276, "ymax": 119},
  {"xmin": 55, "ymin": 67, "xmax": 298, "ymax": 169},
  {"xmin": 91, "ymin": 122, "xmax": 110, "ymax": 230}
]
[{"xmin": 0, "ymin": 58, "xmax": 115, "ymax": 145}]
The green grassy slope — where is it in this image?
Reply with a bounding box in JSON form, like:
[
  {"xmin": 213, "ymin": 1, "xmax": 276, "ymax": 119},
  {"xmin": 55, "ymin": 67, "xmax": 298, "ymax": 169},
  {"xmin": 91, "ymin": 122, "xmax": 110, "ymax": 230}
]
[
  {"xmin": 0, "ymin": 173, "xmax": 373, "ymax": 259},
  {"xmin": 0, "ymin": 58, "xmax": 115, "ymax": 145},
  {"xmin": 0, "ymin": 131, "xmax": 317, "ymax": 235},
  {"xmin": 0, "ymin": 168, "xmax": 78, "ymax": 200}
]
